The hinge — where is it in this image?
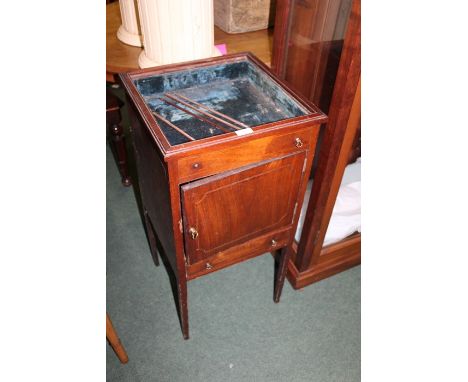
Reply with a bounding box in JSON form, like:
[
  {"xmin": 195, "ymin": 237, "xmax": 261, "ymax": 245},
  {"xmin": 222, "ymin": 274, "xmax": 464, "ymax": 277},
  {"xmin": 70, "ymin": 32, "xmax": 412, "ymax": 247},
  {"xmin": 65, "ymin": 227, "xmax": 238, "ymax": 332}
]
[
  {"xmin": 293, "ymin": 202, "xmax": 298, "ymax": 218},
  {"xmin": 178, "ymin": 219, "xmax": 183, "ymax": 233}
]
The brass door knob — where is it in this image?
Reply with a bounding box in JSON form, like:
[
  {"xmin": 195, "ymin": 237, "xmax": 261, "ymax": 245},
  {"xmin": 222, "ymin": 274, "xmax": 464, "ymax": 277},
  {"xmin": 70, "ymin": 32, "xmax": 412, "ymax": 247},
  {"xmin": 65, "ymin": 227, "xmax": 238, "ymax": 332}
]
[
  {"xmin": 189, "ymin": 227, "xmax": 198, "ymax": 240},
  {"xmin": 295, "ymin": 137, "xmax": 303, "ymax": 148}
]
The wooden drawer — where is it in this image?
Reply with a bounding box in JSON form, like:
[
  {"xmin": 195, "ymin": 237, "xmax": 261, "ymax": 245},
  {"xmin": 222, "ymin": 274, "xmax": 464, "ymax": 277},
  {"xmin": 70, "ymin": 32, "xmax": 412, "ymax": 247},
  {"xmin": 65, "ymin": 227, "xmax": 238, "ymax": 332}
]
[
  {"xmin": 177, "ymin": 126, "xmax": 316, "ymax": 183},
  {"xmin": 187, "ymin": 228, "xmax": 291, "ymax": 280}
]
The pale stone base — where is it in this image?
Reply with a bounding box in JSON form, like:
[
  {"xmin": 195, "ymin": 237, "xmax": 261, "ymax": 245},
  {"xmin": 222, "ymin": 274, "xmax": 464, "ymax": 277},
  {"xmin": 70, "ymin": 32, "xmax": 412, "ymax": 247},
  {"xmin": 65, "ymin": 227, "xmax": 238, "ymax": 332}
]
[
  {"xmin": 214, "ymin": 0, "xmax": 274, "ymax": 34},
  {"xmin": 117, "ymin": 25, "xmax": 142, "ymax": 47}
]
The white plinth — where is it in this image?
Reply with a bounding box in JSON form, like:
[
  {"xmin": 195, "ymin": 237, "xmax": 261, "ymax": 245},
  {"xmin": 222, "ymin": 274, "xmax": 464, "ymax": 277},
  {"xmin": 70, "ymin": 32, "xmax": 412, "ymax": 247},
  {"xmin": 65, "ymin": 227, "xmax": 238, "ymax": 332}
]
[
  {"xmin": 137, "ymin": 0, "xmax": 220, "ymax": 68},
  {"xmin": 117, "ymin": 25, "xmax": 142, "ymax": 47},
  {"xmin": 117, "ymin": 0, "xmax": 142, "ymax": 47}
]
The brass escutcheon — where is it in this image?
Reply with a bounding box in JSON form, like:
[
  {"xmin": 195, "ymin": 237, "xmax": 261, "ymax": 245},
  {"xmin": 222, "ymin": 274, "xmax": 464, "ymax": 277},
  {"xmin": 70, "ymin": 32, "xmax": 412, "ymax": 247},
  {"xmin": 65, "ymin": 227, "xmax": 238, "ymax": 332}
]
[{"xmin": 189, "ymin": 227, "xmax": 198, "ymax": 240}]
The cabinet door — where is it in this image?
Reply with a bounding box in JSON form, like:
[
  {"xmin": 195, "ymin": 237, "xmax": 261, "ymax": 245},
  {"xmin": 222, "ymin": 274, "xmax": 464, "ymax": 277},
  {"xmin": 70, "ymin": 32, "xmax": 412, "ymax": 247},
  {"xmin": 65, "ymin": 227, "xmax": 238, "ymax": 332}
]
[{"xmin": 181, "ymin": 151, "xmax": 306, "ymax": 264}]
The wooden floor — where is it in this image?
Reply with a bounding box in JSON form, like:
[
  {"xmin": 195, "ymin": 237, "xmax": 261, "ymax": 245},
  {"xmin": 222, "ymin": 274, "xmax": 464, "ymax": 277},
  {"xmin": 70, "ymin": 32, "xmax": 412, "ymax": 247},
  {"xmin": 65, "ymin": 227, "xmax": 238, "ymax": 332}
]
[
  {"xmin": 106, "ymin": 1, "xmax": 273, "ymax": 79},
  {"xmin": 214, "ymin": 25, "xmax": 274, "ymax": 67}
]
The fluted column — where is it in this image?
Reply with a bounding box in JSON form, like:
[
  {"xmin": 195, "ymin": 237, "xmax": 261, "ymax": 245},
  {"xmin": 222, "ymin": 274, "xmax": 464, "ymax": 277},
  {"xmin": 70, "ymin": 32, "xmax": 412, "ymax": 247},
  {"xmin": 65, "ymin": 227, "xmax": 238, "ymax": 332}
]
[
  {"xmin": 117, "ymin": 0, "xmax": 142, "ymax": 47},
  {"xmin": 137, "ymin": 0, "xmax": 220, "ymax": 68}
]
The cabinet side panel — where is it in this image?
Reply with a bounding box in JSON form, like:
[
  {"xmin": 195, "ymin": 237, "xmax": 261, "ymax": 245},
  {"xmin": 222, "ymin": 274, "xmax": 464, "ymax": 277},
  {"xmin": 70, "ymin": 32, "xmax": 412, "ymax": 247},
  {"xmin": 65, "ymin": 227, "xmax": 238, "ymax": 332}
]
[{"xmin": 128, "ymin": 100, "xmax": 178, "ymax": 272}]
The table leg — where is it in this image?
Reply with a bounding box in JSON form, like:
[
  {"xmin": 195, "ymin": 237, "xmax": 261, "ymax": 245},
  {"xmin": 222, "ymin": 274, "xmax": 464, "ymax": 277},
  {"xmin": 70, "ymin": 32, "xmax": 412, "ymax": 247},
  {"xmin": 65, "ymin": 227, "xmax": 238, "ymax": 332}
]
[
  {"xmin": 274, "ymin": 247, "xmax": 291, "ymax": 303},
  {"xmin": 178, "ymin": 278, "xmax": 189, "ymax": 340},
  {"xmin": 106, "ymin": 313, "xmax": 129, "ymax": 364},
  {"xmin": 109, "ymin": 119, "xmax": 132, "ymax": 187}
]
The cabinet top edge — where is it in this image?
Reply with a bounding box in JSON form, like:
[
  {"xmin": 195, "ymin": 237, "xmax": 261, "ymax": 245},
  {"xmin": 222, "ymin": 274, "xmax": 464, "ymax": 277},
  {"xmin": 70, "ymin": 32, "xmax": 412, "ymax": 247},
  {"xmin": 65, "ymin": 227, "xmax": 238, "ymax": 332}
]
[{"xmin": 119, "ymin": 52, "xmax": 327, "ymax": 159}]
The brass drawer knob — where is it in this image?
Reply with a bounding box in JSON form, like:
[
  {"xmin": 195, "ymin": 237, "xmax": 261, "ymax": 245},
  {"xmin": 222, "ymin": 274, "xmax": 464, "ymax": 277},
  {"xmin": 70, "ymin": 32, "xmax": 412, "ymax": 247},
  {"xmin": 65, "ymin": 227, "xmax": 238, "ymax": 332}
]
[
  {"xmin": 206, "ymin": 262, "xmax": 213, "ymax": 270},
  {"xmin": 271, "ymin": 239, "xmax": 278, "ymax": 247},
  {"xmin": 295, "ymin": 137, "xmax": 303, "ymax": 148},
  {"xmin": 189, "ymin": 227, "xmax": 198, "ymax": 240}
]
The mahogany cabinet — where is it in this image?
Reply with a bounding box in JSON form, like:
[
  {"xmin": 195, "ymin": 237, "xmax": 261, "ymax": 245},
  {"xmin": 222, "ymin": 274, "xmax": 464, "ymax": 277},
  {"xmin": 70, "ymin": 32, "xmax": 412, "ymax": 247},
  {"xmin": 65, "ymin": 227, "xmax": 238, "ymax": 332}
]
[
  {"xmin": 120, "ymin": 52, "xmax": 326, "ymax": 339},
  {"xmin": 272, "ymin": 0, "xmax": 361, "ymax": 288}
]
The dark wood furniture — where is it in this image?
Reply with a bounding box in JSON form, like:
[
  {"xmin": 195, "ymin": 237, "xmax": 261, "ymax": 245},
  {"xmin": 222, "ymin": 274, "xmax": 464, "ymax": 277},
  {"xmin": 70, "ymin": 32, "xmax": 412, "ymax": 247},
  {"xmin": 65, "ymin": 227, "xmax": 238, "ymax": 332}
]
[
  {"xmin": 106, "ymin": 313, "xmax": 129, "ymax": 364},
  {"xmin": 120, "ymin": 52, "xmax": 327, "ymax": 339},
  {"xmin": 106, "ymin": 89, "xmax": 132, "ymax": 186},
  {"xmin": 271, "ymin": 0, "xmax": 361, "ymax": 288}
]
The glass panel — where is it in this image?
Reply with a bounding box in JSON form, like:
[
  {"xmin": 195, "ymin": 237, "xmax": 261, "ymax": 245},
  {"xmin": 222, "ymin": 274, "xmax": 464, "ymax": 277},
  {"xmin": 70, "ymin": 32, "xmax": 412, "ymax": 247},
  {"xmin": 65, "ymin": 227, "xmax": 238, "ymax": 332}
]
[
  {"xmin": 294, "ymin": 155, "xmax": 361, "ymax": 245},
  {"xmin": 283, "ymin": 0, "xmax": 353, "ymax": 113}
]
